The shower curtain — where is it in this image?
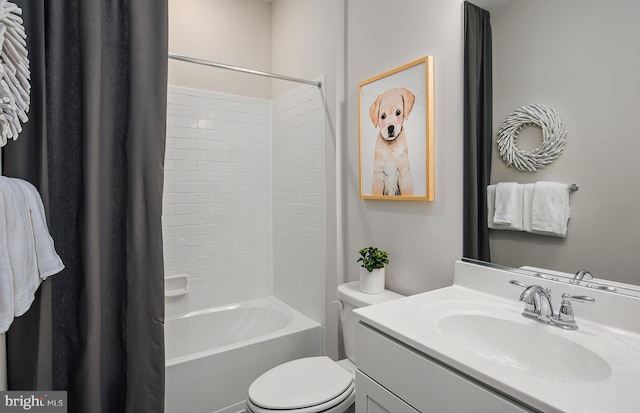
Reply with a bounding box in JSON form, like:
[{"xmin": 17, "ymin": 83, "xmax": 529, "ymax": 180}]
[
  {"xmin": 463, "ymin": 1, "xmax": 493, "ymax": 262},
  {"xmin": 3, "ymin": 1, "xmax": 167, "ymax": 412}
]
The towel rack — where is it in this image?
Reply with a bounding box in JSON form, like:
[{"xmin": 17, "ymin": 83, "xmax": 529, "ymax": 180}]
[{"xmin": 569, "ymin": 184, "xmax": 579, "ymax": 192}]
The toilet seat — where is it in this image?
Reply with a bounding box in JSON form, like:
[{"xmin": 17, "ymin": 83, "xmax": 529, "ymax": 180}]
[
  {"xmin": 247, "ymin": 356, "xmax": 355, "ymax": 413},
  {"xmin": 247, "ymin": 382, "xmax": 354, "ymax": 413}
]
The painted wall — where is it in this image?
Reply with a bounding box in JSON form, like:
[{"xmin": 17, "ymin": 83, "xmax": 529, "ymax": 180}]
[
  {"xmin": 345, "ymin": 0, "xmax": 464, "ymax": 296},
  {"xmin": 487, "ymin": 0, "xmax": 640, "ymax": 284},
  {"xmin": 168, "ymin": 0, "xmax": 272, "ymax": 98}
]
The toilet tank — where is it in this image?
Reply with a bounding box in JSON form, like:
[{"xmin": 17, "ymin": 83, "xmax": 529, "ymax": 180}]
[{"xmin": 336, "ymin": 281, "xmax": 405, "ymax": 363}]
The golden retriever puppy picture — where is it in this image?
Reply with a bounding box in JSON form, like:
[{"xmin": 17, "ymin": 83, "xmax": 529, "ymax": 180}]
[
  {"xmin": 369, "ymin": 87, "xmax": 415, "ymax": 196},
  {"xmin": 358, "ymin": 56, "xmax": 434, "ymax": 200}
]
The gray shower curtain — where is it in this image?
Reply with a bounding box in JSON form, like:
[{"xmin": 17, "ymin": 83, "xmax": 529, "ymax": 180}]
[
  {"xmin": 463, "ymin": 1, "xmax": 492, "ymax": 262},
  {"xmin": 3, "ymin": 1, "xmax": 167, "ymax": 412}
]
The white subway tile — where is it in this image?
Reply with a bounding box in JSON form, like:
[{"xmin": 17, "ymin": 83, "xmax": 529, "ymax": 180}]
[
  {"xmin": 162, "ymin": 215, "xmax": 187, "ymax": 226},
  {"xmin": 186, "ymin": 150, "xmax": 208, "ymax": 161},
  {"xmin": 166, "ymin": 126, "xmax": 186, "ymax": 138},
  {"xmin": 174, "ymin": 116, "xmax": 198, "ymax": 128},
  {"xmin": 175, "ymin": 138, "xmax": 198, "ymax": 150},
  {"xmin": 197, "ymin": 119, "xmax": 217, "ymax": 130},
  {"xmin": 186, "ymin": 128, "xmax": 207, "ymax": 140}
]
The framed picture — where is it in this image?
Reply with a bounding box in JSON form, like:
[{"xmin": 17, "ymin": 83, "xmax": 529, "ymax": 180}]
[{"xmin": 358, "ymin": 56, "xmax": 434, "ymax": 201}]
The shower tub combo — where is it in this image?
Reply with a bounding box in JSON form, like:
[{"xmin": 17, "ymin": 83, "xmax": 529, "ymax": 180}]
[{"xmin": 165, "ymin": 297, "xmax": 321, "ymax": 413}]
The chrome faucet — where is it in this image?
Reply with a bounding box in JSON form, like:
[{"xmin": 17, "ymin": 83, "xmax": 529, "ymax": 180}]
[
  {"xmin": 571, "ymin": 269, "xmax": 593, "ymax": 285},
  {"xmin": 509, "ymin": 280, "xmax": 595, "ymax": 330},
  {"xmin": 509, "ymin": 280, "xmax": 553, "ymax": 322}
]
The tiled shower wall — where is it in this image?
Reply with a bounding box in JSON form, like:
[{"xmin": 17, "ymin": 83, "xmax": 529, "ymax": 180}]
[
  {"xmin": 163, "ymin": 84, "xmax": 325, "ymax": 324},
  {"xmin": 272, "ymin": 84, "xmax": 326, "ymax": 324},
  {"xmin": 164, "ymin": 86, "xmax": 272, "ymax": 316}
]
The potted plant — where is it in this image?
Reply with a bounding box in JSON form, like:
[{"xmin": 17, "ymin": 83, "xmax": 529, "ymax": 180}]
[{"xmin": 357, "ymin": 247, "xmax": 389, "ymax": 294}]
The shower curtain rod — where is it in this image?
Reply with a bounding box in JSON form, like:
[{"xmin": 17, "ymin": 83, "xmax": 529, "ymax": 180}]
[{"xmin": 168, "ymin": 53, "xmax": 322, "ymax": 88}]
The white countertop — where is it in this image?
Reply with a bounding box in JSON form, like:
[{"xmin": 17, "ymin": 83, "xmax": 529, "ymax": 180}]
[{"xmin": 354, "ymin": 262, "xmax": 640, "ymax": 413}]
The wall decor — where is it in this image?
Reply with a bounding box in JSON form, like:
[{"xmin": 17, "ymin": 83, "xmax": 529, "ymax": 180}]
[
  {"xmin": 0, "ymin": 0, "xmax": 29, "ymax": 148},
  {"xmin": 496, "ymin": 104, "xmax": 567, "ymax": 172},
  {"xmin": 358, "ymin": 56, "xmax": 434, "ymax": 201}
]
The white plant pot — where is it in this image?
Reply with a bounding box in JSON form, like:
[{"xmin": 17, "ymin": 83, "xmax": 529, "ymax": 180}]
[{"xmin": 359, "ymin": 267, "xmax": 385, "ymax": 294}]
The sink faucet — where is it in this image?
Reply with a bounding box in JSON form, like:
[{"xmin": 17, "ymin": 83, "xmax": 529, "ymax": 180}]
[
  {"xmin": 510, "ymin": 281, "xmax": 553, "ymax": 322},
  {"xmin": 509, "ymin": 280, "xmax": 595, "ymax": 330},
  {"xmin": 571, "ymin": 269, "xmax": 593, "ymax": 285}
]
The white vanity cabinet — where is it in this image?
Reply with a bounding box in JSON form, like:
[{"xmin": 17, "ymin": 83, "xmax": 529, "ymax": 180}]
[{"xmin": 355, "ymin": 322, "xmax": 536, "ymax": 413}]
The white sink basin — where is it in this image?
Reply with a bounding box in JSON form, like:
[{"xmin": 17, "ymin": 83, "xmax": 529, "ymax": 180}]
[{"xmin": 438, "ymin": 313, "xmax": 612, "ymax": 382}]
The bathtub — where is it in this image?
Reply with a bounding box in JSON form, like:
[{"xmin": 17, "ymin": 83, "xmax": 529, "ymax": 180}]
[{"xmin": 165, "ymin": 297, "xmax": 321, "ymax": 413}]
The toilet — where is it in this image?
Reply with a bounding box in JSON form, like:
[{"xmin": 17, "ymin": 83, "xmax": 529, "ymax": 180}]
[{"xmin": 246, "ymin": 281, "xmax": 405, "ymax": 413}]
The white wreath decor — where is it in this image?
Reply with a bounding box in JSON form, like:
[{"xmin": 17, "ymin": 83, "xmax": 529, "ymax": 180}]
[
  {"xmin": 0, "ymin": 0, "xmax": 30, "ymax": 148},
  {"xmin": 496, "ymin": 104, "xmax": 567, "ymax": 172}
]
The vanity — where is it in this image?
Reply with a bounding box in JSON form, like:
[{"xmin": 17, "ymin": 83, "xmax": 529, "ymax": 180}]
[{"xmin": 353, "ymin": 260, "xmax": 640, "ymax": 413}]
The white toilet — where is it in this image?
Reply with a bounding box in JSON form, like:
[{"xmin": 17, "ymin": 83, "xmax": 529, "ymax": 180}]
[{"xmin": 246, "ymin": 281, "xmax": 405, "ymax": 413}]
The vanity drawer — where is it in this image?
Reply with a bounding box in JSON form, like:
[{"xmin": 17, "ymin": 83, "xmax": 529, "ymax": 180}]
[
  {"xmin": 356, "ymin": 322, "xmax": 536, "ymax": 413},
  {"xmin": 356, "ymin": 370, "xmax": 419, "ymax": 413}
]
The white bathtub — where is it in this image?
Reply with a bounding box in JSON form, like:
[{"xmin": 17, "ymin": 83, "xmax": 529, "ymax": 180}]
[{"xmin": 165, "ymin": 297, "xmax": 321, "ymax": 413}]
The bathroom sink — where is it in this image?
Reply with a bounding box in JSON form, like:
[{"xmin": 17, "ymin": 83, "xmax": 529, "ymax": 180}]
[
  {"xmin": 354, "ymin": 263, "xmax": 640, "ymax": 413},
  {"xmin": 438, "ymin": 313, "xmax": 612, "ymax": 382}
]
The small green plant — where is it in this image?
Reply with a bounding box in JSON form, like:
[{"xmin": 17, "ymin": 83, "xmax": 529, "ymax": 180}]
[{"xmin": 357, "ymin": 247, "xmax": 389, "ymax": 272}]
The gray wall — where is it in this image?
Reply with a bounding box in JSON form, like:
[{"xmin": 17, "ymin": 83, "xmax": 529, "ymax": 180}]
[
  {"xmin": 345, "ymin": 0, "xmax": 464, "ymax": 296},
  {"xmin": 488, "ymin": 0, "xmax": 640, "ymax": 284}
]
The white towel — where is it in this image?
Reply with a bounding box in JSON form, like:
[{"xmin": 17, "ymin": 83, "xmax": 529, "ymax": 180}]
[
  {"xmin": 14, "ymin": 179, "xmax": 64, "ymax": 279},
  {"xmin": 522, "ymin": 183, "xmax": 535, "ymax": 232},
  {"xmin": 493, "ymin": 182, "xmax": 524, "ymax": 230},
  {"xmin": 487, "ymin": 185, "xmax": 496, "ymax": 229},
  {"xmin": 531, "ymin": 181, "xmax": 571, "ymax": 237},
  {"xmin": 0, "ymin": 189, "xmax": 15, "ymax": 332},
  {"xmin": 0, "ymin": 178, "xmax": 39, "ymax": 318}
]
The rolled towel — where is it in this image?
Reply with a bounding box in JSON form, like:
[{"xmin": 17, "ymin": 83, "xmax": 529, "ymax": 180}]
[
  {"xmin": 493, "ymin": 182, "xmax": 524, "ymax": 230},
  {"xmin": 531, "ymin": 181, "xmax": 571, "ymax": 237}
]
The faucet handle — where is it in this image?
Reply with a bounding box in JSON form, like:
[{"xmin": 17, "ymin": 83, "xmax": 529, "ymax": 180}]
[
  {"xmin": 508, "ymin": 279, "xmax": 528, "ymax": 288},
  {"xmin": 551, "ymin": 293, "xmax": 595, "ymax": 330},
  {"xmin": 509, "ymin": 280, "xmax": 551, "ymax": 302},
  {"xmin": 562, "ymin": 293, "xmax": 595, "ymax": 304}
]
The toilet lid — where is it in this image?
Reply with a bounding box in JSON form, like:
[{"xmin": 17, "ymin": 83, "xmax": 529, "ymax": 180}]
[{"xmin": 248, "ymin": 356, "xmax": 354, "ymax": 410}]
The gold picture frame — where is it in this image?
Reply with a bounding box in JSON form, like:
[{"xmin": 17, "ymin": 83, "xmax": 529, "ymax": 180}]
[{"xmin": 358, "ymin": 56, "xmax": 434, "ymax": 201}]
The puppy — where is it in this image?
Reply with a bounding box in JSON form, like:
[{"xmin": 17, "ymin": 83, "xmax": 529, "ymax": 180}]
[{"xmin": 369, "ymin": 88, "xmax": 415, "ymax": 196}]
